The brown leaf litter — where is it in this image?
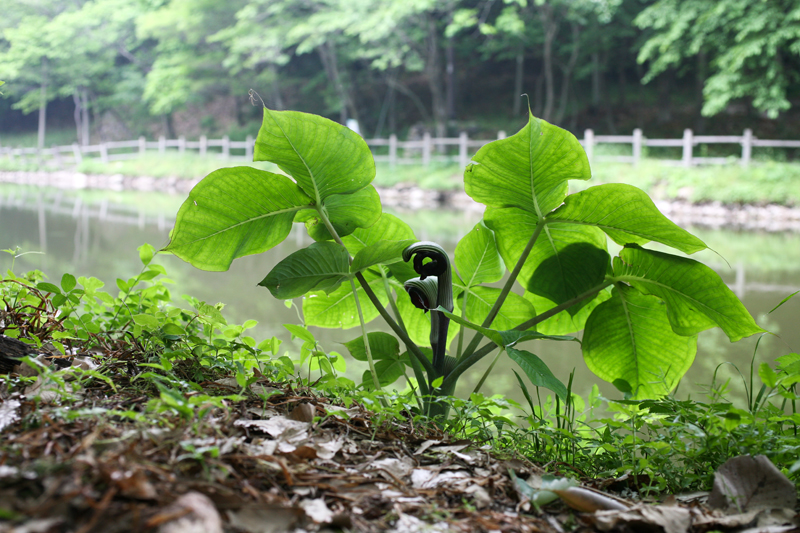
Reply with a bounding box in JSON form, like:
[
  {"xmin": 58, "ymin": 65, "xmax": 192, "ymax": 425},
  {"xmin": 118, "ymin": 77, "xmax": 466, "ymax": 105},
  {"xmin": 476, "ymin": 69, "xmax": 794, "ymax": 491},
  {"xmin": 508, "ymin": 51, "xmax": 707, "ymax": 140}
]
[
  {"xmin": 2, "ymin": 370, "xmax": 799, "ymax": 533},
  {"xmin": 1, "ymin": 329, "xmax": 799, "ymax": 533}
]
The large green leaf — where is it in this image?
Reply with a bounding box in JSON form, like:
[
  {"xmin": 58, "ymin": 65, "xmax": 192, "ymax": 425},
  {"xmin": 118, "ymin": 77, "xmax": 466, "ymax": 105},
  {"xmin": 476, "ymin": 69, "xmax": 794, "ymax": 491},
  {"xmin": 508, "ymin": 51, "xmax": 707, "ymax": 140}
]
[
  {"xmin": 548, "ymin": 184, "xmax": 706, "ymax": 254},
  {"xmin": 362, "ymin": 359, "xmax": 406, "ymax": 389},
  {"xmin": 465, "ymin": 111, "xmax": 590, "ymax": 217},
  {"xmin": 614, "ymin": 245, "xmax": 764, "ymax": 341},
  {"xmin": 254, "ymin": 108, "xmax": 375, "ymax": 201},
  {"xmin": 259, "ymin": 241, "xmax": 350, "ymax": 299},
  {"xmin": 344, "ymin": 332, "xmax": 406, "ymax": 389},
  {"xmin": 506, "ymin": 347, "xmax": 568, "ymax": 400},
  {"xmin": 343, "ymin": 332, "xmax": 400, "ymax": 362},
  {"xmin": 439, "ymin": 307, "xmax": 578, "ymax": 348},
  {"xmin": 351, "ymin": 239, "xmax": 418, "ymax": 273},
  {"xmin": 455, "ymin": 286, "xmax": 535, "ymax": 331},
  {"xmin": 454, "ymin": 222, "xmax": 504, "ymax": 288},
  {"xmin": 165, "ymin": 167, "xmax": 312, "ymax": 271},
  {"xmin": 342, "ymin": 213, "xmax": 418, "ymax": 282},
  {"xmin": 530, "ymin": 242, "xmax": 609, "ymax": 314},
  {"xmin": 525, "ymin": 290, "xmax": 611, "ymax": 335},
  {"xmin": 296, "ymin": 186, "xmax": 382, "ymax": 241},
  {"xmin": 484, "ymin": 207, "xmax": 608, "ymax": 304},
  {"xmin": 342, "ymin": 213, "xmax": 416, "ymax": 253},
  {"xmin": 303, "ymin": 275, "xmax": 388, "ymax": 329},
  {"xmin": 396, "ymin": 290, "xmax": 460, "ymax": 349},
  {"xmin": 583, "ymin": 285, "xmax": 697, "ymax": 399}
]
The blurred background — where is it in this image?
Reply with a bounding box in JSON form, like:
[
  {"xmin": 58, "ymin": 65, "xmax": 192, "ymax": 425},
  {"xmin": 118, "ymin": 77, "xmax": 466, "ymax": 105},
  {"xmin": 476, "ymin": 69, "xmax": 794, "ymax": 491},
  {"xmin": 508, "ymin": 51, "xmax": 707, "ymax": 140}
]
[{"xmin": 1, "ymin": 0, "xmax": 799, "ymax": 147}]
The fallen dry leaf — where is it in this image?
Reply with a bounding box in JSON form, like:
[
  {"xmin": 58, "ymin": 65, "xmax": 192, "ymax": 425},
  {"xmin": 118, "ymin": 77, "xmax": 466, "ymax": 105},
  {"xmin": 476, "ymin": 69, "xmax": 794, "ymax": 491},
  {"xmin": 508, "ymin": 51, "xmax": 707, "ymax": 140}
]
[
  {"xmin": 589, "ymin": 504, "xmax": 694, "ymax": 533},
  {"xmin": 552, "ymin": 486, "xmax": 629, "ymax": 512},
  {"xmin": 708, "ymin": 455, "xmax": 796, "ymax": 513},
  {"xmin": 154, "ymin": 492, "xmax": 222, "ymax": 533},
  {"xmin": 0, "ymin": 399, "xmax": 21, "ymax": 432},
  {"xmin": 225, "ymin": 505, "xmax": 301, "ymax": 533},
  {"xmin": 300, "ymin": 498, "xmax": 333, "ymax": 524},
  {"xmin": 110, "ymin": 468, "xmax": 157, "ymax": 500},
  {"xmin": 288, "ymin": 402, "xmax": 315, "ymax": 423}
]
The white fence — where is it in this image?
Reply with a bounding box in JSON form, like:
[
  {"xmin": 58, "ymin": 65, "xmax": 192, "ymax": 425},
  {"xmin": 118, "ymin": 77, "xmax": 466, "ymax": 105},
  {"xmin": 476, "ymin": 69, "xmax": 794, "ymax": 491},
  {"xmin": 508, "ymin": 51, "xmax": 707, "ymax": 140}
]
[{"xmin": 2, "ymin": 128, "xmax": 799, "ymax": 169}]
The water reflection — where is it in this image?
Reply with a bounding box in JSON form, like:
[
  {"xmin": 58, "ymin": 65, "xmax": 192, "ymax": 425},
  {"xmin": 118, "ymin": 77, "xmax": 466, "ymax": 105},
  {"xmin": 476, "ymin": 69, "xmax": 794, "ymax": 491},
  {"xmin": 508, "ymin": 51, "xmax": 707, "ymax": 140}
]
[{"xmin": 1, "ymin": 185, "xmax": 799, "ymax": 405}]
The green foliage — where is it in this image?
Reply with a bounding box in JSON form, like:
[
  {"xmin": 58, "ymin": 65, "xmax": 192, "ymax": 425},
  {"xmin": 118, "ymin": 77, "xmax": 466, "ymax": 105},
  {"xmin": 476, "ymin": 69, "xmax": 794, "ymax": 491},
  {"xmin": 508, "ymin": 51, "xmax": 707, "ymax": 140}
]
[
  {"xmin": 636, "ymin": 0, "xmax": 800, "ymax": 118},
  {"xmin": 166, "ymin": 106, "xmax": 764, "ymax": 414}
]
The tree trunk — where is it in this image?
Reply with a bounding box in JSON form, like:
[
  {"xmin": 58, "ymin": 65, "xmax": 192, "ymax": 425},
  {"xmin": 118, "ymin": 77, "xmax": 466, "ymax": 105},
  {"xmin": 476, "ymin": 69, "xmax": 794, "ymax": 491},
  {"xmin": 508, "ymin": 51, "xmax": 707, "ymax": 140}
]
[
  {"xmin": 538, "ymin": 4, "xmax": 559, "ymax": 122},
  {"xmin": 388, "ymin": 74, "xmax": 396, "ymax": 134},
  {"xmin": 73, "ymin": 91, "xmax": 82, "ymax": 144},
  {"xmin": 513, "ymin": 44, "xmax": 525, "ymax": 116},
  {"xmin": 270, "ymin": 63, "xmax": 284, "ymax": 110},
  {"xmin": 162, "ymin": 114, "xmax": 176, "ymax": 138},
  {"xmin": 696, "ymin": 49, "xmax": 707, "ymax": 132},
  {"xmin": 534, "ymin": 71, "xmax": 544, "ymax": 117},
  {"xmin": 426, "ymin": 14, "xmax": 447, "ymax": 139},
  {"xmin": 81, "ymin": 89, "xmax": 90, "ymax": 145},
  {"xmin": 555, "ymin": 22, "xmax": 581, "ymax": 124},
  {"xmin": 591, "ymin": 52, "xmax": 600, "ymax": 107},
  {"xmin": 445, "ymin": 39, "xmax": 456, "ymax": 120},
  {"xmin": 317, "ymin": 40, "xmax": 358, "ymax": 124},
  {"xmin": 618, "ymin": 62, "xmax": 627, "ymax": 105},
  {"xmin": 374, "ymin": 70, "xmax": 397, "ymax": 137},
  {"xmin": 657, "ymin": 73, "xmax": 672, "ymax": 124},
  {"xmin": 38, "ymin": 59, "xmax": 47, "ymax": 150}
]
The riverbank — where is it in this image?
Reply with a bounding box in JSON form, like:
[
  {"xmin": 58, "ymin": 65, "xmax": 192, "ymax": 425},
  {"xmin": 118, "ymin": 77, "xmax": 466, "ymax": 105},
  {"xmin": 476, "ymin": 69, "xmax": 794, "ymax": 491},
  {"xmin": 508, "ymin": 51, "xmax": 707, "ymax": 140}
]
[{"xmin": 2, "ymin": 166, "xmax": 800, "ymax": 232}]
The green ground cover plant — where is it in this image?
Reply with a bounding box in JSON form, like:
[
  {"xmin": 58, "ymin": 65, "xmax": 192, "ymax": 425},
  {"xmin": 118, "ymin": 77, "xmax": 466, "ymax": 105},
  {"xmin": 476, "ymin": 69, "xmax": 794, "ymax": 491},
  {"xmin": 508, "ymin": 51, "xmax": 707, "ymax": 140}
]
[
  {"xmin": 2, "ymin": 256, "xmax": 799, "ymax": 497},
  {"xmin": 165, "ymin": 107, "xmax": 764, "ymax": 418}
]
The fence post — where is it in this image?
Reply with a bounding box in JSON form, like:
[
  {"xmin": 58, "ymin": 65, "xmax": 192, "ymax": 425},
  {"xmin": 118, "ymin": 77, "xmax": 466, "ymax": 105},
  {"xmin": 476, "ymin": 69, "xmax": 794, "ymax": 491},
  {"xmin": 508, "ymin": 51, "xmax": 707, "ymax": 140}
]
[
  {"xmin": 222, "ymin": 135, "xmax": 230, "ymax": 159},
  {"xmin": 389, "ymin": 134, "xmax": 398, "ymax": 168},
  {"xmin": 139, "ymin": 136, "xmax": 146, "ymax": 156},
  {"xmin": 682, "ymin": 129, "xmax": 693, "ymax": 167},
  {"xmin": 158, "ymin": 136, "xmax": 166, "ymax": 154},
  {"xmin": 200, "ymin": 135, "xmax": 207, "ymax": 157},
  {"xmin": 422, "ymin": 132, "xmax": 431, "ymax": 167},
  {"xmin": 245, "ymin": 135, "xmax": 253, "ymax": 160},
  {"xmin": 178, "ymin": 136, "xmax": 186, "ymax": 154},
  {"xmin": 458, "ymin": 132, "xmax": 468, "ymax": 168},
  {"xmin": 497, "ymin": 130, "xmax": 506, "ymax": 140},
  {"xmin": 51, "ymin": 145, "xmax": 62, "ymax": 170},
  {"xmin": 632, "ymin": 128, "xmax": 643, "ymax": 166},
  {"xmin": 735, "ymin": 262, "xmax": 745, "ymax": 298},
  {"xmin": 100, "ymin": 143, "xmax": 109, "ymax": 164},
  {"xmin": 72, "ymin": 143, "xmax": 83, "ymax": 165},
  {"xmin": 584, "ymin": 129, "xmax": 594, "ymax": 161},
  {"xmin": 741, "ymin": 128, "xmax": 752, "ymax": 167}
]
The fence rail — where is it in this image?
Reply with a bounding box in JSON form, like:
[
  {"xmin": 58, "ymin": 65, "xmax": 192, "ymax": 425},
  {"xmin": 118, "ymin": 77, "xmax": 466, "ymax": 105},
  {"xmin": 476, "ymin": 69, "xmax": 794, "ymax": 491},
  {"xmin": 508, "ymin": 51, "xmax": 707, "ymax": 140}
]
[{"xmin": 1, "ymin": 127, "xmax": 798, "ymax": 170}]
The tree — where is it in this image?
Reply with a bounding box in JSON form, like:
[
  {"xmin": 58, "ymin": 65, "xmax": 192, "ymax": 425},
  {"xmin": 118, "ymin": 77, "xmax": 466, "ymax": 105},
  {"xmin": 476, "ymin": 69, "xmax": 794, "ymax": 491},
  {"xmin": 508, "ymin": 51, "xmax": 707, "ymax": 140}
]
[
  {"xmin": 137, "ymin": 0, "xmax": 248, "ymax": 131},
  {"xmin": 636, "ymin": 0, "xmax": 800, "ymax": 118},
  {"xmin": 0, "ymin": 0, "xmax": 151, "ymax": 145}
]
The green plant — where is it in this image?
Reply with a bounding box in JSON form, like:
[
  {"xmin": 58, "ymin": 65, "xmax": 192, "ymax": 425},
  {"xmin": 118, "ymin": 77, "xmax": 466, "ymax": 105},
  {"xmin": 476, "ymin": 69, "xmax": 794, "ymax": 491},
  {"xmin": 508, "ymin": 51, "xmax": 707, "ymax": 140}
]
[{"xmin": 165, "ymin": 106, "xmax": 763, "ymax": 418}]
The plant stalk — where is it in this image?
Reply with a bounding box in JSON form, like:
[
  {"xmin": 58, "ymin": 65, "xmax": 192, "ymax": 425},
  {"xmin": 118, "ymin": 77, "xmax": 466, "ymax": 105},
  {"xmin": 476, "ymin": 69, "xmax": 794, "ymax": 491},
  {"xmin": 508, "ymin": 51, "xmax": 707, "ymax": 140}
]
[
  {"xmin": 472, "ymin": 348, "xmax": 503, "ymax": 395},
  {"xmin": 356, "ymin": 271, "xmax": 434, "ymax": 375},
  {"xmin": 445, "ymin": 280, "xmax": 612, "ymax": 389},
  {"xmin": 382, "ymin": 270, "xmax": 428, "ymax": 400},
  {"xmin": 313, "ymin": 205, "xmax": 433, "ymax": 376},
  {"xmin": 459, "ymin": 220, "xmax": 546, "ymax": 362},
  {"xmin": 349, "ymin": 277, "xmax": 384, "ymax": 396}
]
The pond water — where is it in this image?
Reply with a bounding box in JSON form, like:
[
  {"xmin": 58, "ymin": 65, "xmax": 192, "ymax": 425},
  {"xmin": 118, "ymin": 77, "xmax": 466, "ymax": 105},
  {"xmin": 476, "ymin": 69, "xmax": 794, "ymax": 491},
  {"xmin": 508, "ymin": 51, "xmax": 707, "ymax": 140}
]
[{"xmin": 2, "ymin": 183, "xmax": 799, "ymax": 406}]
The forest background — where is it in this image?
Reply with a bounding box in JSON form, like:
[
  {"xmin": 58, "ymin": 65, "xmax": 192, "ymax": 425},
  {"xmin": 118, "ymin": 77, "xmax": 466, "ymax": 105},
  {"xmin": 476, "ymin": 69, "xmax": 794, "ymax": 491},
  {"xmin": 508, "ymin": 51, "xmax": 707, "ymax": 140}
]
[{"xmin": 1, "ymin": 0, "xmax": 799, "ymax": 150}]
